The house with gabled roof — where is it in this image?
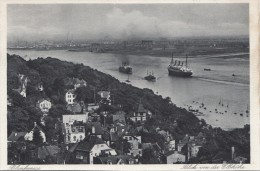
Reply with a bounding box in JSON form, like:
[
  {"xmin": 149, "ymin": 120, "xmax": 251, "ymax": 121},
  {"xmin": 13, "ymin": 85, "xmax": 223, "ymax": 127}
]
[
  {"xmin": 177, "ymin": 133, "xmax": 206, "ymax": 161},
  {"xmin": 65, "ymin": 89, "xmax": 76, "ymax": 105},
  {"xmin": 123, "ymin": 133, "xmax": 142, "ymax": 157},
  {"xmin": 129, "ymin": 103, "xmax": 151, "ymax": 123},
  {"xmin": 24, "ymin": 122, "xmax": 46, "ymax": 143},
  {"xmin": 74, "ymin": 136, "xmax": 116, "ymax": 164},
  {"xmin": 163, "ymin": 150, "xmax": 186, "ymax": 164}
]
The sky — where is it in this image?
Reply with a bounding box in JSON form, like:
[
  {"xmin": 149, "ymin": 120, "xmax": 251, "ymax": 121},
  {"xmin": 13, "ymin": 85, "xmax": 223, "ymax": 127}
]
[{"xmin": 7, "ymin": 4, "xmax": 249, "ymax": 42}]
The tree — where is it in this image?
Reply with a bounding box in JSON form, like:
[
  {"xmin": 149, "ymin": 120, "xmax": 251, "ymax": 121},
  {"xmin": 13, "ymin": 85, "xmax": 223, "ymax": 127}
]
[
  {"xmin": 44, "ymin": 116, "xmax": 55, "ymax": 142},
  {"xmin": 32, "ymin": 128, "xmax": 43, "ymax": 146},
  {"xmin": 49, "ymin": 104, "xmax": 69, "ymax": 118},
  {"xmin": 111, "ymin": 137, "xmax": 131, "ymax": 155},
  {"xmin": 74, "ymin": 87, "xmax": 93, "ymax": 103}
]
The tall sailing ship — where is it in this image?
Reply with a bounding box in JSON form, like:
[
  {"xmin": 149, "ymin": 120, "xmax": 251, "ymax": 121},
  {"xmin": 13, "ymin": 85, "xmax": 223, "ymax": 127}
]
[{"xmin": 168, "ymin": 54, "xmax": 193, "ymax": 77}]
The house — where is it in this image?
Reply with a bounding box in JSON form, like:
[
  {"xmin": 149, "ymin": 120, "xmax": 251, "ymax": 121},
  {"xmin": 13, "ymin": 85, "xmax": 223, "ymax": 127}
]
[
  {"xmin": 93, "ymin": 155, "xmax": 136, "ymax": 164},
  {"xmin": 8, "ymin": 131, "xmax": 27, "ymax": 143},
  {"xmin": 24, "ymin": 122, "xmax": 46, "ymax": 143},
  {"xmin": 65, "ymin": 89, "xmax": 76, "ymax": 104},
  {"xmin": 13, "ymin": 74, "xmax": 28, "ymax": 98},
  {"xmin": 73, "ymin": 78, "xmax": 87, "ymax": 89},
  {"xmin": 87, "ymin": 103, "xmax": 99, "ymax": 112},
  {"xmin": 62, "ymin": 113, "xmax": 88, "ymax": 125},
  {"xmin": 64, "ymin": 120, "xmax": 85, "ymax": 144},
  {"xmin": 67, "ymin": 101, "xmax": 87, "ymax": 114},
  {"xmin": 98, "ymin": 91, "xmax": 111, "ymax": 105},
  {"xmin": 129, "ymin": 103, "xmax": 149, "ymax": 123},
  {"xmin": 177, "ymin": 133, "xmax": 206, "ymax": 161},
  {"xmin": 123, "ymin": 134, "xmax": 142, "ymax": 157},
  {"xmin": 165, "ymin": 140, "xmax": 176, "ymax": 151},
  {"xmin": 86, "ymin": 122, "xmax": 104, "ymax": 139},
  {"xmin": 64, "ymin": 77, "xmax": 87, "ymax": 90},
  {"xmin": 177, "ymin": 134, "xmax": 190, "ymax": 152},
  {"xmin": 62, "ymin": 114, "xmax": 88, "ymax": 144},
  {"xmin": 36, "ymin": 98, "xmax": 52, "ymax": 113},
  {"xmin": 112, "ymin": 111, "xmax": 126, "ymax": 123},
  {"xmin": 74, "ymin": 136, "xmax": 116, "ymax": 164},
  {"xmin": 163, "ymin": 151, "xmax": 186, "ymax": 164}
]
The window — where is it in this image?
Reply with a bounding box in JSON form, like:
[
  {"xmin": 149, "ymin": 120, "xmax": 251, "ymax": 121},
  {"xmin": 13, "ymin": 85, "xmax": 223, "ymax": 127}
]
[
  {"xmin": 73, "ymin": 136, "xmax": 76, "ymax": 141},
  {"xmin": 101, "ymin": 145, "xmax": 104, "ymax": 147},
  {"xmin": 129, "ymin": 137, "xmax": 132, "ymax": 141},
  {"xmin": 80, "ymin": 135, "xmax": 83, "ymax": 140},
  {"xmin": 72, "ymin": 129, "xmax": 75, "ymax": 132},
  {"xmin": 79, "ymin": 128, "xmax": 83, "ymax": 132}
]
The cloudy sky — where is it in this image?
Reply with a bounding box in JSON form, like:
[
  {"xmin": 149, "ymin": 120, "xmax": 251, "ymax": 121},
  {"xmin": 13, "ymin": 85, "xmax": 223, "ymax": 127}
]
[{"xmin": 7, "ymin": 4, "xmax": 249, "ymax": 41}]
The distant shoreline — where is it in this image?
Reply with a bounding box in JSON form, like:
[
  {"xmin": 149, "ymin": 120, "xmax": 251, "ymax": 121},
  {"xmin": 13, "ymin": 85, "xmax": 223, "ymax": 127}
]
[{"xmin": 8, "ymin": 48, "xmax": 249, "ymax": 60}]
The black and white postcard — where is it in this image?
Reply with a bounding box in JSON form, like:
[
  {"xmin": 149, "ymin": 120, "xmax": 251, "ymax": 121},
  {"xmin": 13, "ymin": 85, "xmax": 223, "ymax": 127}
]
[{"xmin": 0, "ymin": 0, "xmax": 259, "ymax": 170}]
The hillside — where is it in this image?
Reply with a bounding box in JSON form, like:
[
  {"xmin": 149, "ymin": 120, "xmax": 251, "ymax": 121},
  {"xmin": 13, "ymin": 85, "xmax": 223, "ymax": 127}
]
[{"xmin": 7, "ymin": 53, "xmax": 250, "ymax": 163}]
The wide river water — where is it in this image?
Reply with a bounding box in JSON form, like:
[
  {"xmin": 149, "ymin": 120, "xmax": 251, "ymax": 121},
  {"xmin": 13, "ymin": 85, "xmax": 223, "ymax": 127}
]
[{"xmin": 8, "ymin": 50, "xmax": 250, "ymax": 130}]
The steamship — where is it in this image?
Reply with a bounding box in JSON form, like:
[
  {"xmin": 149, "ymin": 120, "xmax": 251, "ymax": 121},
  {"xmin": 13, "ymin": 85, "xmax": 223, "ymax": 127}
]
[{"xmin": 168, "ymin": 54, "xmax": 193, "ymax": 77}]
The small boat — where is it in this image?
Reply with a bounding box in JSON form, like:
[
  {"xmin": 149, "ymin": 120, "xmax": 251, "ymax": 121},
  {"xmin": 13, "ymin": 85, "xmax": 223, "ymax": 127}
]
[
  {"xmin": 144, "ymin": 71, "xmax": 156, "ymax": 82},
  {"xmin": 232, "ymin": 74, "xmax": 236, "ymax": 77},
  {"xmin": 234, "ymin": 113, "xmax": 237, "ymax": 115},
  {"xmin": 204, "ymin": 68, "xmax": 211, "ymax": 71},
  {"xmin": 240, "ymin": 113, "xmax": 243, "ymax": 116}
]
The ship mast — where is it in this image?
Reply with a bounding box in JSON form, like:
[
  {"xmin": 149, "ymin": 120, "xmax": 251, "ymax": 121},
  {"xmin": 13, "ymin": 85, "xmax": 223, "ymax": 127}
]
[
  {"xmin": 171, "ymin": 52, "xmax": 174, "ymax": 65},
  {"xmin": 185, "ymin": 54, "xmax": 188, "ymax": 68}
]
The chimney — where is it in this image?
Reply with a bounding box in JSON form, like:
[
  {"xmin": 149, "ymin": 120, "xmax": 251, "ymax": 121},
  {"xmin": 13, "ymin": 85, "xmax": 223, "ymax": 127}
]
[
  {"xmin": 34, "ymin": 122, "xmax": 37, "ymax": 127},
  {"xmin": 14, "ymin": 132, "xmax": 17, "ymax": 136},
  {"xmin": 231, "ymin": 146, "xmax": 235, "ymax": 160}
]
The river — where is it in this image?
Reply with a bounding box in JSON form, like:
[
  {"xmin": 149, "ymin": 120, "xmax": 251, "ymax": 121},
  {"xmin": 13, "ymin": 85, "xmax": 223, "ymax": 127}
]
[{"xmin": 7, "ymin": 49, "xmax": 250, "ymax": 130}]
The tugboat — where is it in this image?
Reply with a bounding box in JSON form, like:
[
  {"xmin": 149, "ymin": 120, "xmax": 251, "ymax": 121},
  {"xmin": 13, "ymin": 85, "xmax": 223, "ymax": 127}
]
[
  {"xmin": 144, "ymin": 71, "xmax": 156, "ymax": 82},
  {"xmin": 119, "ymin": 62, "xmax": 132, "ymax": 74},
  {"xmin": 168, "ymin": 53, "xmax": 193, "ymax": 77}
]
